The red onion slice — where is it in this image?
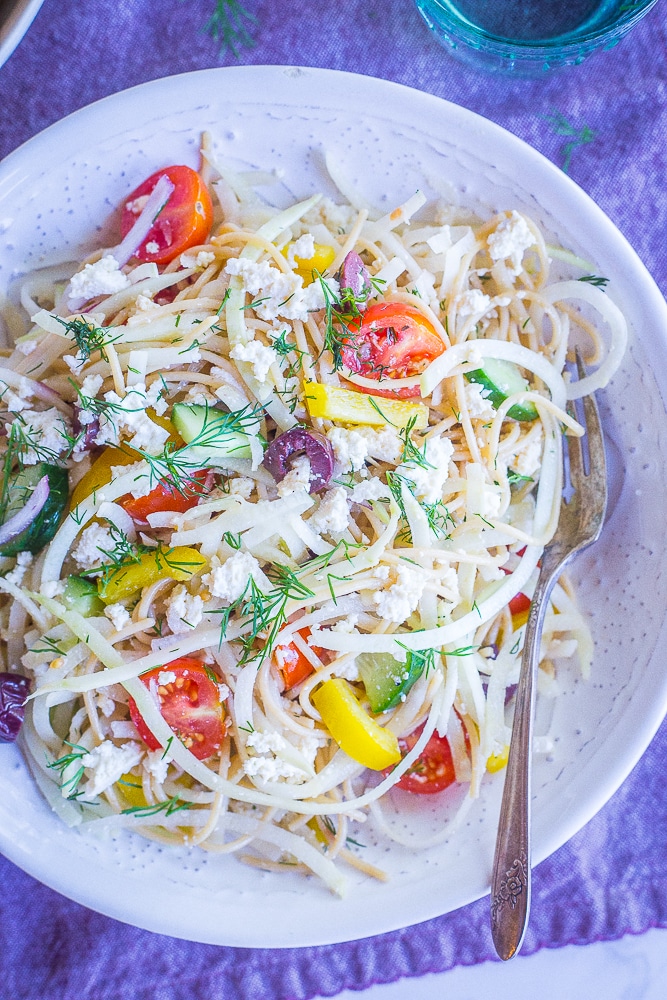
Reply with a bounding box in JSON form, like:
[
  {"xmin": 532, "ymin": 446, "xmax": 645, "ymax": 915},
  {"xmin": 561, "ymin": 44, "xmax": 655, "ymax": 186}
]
[
  {"xmin": 0, "ymin": 474, "xmax": 50, "ymax": 547},
  {"xmin": 110, "ymin": 173, "xmax": 176, "ymax": 268}
]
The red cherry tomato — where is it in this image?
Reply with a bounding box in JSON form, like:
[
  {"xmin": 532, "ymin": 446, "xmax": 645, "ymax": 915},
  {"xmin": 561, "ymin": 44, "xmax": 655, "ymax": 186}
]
[
  {"xmin": 121, "ymin": 165, "xmax": 214, "ymax": 265},
  {"xmin": 121, "ymin": 470, "xmax": 210, "ymax": 523},
  {"xmin": 395, "ymin": 723, "xmax": 457, "ymax": 794},
  {"xmin": 508, "ymin": 591, "xmax": 531, "ymax": 616},
  {"xmin": 341, "ymin": 301, "xmax": 445, "ymax": 399},
  {"xmin": 275, "ymin": 632, "xmax": 330, "ymax": 690},
  {"xmin": 128, "ymin": 658, "xmax": 224, "ymax": 760}
]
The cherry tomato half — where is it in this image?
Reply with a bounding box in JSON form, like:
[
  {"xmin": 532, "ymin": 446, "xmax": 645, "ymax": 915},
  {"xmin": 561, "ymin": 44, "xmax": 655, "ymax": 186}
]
[
  {"xmin": 275, "ymin": 631, "xmax": 331, "ymax": 690},
  {"xmin": 128, "ymin": 658, "xmax": 224, "ymax": 760},
  {"xmin": 121, "ymin": 165, "xmax": 214, "ymax": 265},
  {"xmin": 121, "ymin": 470, "xmax": 210, "ymax": 523},
  {"xmin": 395, "ymin": 723, "xmax": 457, "ymax": 794},
  {"xmin": 341, "ymin": 301, "xmax": 445, "ymax": 399}
]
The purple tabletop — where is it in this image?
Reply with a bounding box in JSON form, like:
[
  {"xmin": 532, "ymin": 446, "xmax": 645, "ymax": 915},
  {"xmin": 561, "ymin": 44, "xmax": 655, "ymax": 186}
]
[{"xmin": 1, "ymin": 2, "xmax": 667, "ymax": 998}]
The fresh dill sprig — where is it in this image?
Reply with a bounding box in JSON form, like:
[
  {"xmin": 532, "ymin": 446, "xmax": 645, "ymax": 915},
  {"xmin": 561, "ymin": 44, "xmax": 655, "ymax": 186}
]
[
  {"xmin": 121, "ymin": 796, "xmax": 190, "ymax": 818},
  {"xmin": 578, "ymin": 274, "xmax": 609, "ymax": 288},
  {"xmin": 55, "ymin": 316, "xmax": 120, "ymax": 364},
  {"xmin": 386, "ymin": 471, "xmax": 453, "ymax": 541},
  {"xmin": 543, "ymin": 110, "xmax": 595, "ymax": 174},
  {"xmin": 398, "ymin": 414, "xmax": 432, "ymax": 469},
  {"xmin": 47, "ymin": 740, "xmax": 88, "ymax": 797},
  {"xmin": 126, "ymin": 402, "xmax": 264, "ymax": 496},
  {"xmin": 214, "ymin": 563, "xmax": 315, "ymax": 667},
  {"xmin": 204, "ymin": 0, "xmax": 257, "ymax": 57}
]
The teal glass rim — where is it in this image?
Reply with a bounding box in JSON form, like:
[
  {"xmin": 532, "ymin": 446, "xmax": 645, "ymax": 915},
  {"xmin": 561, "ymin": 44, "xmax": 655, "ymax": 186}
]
[{"xmin": 415, "ymin": 0, "xmax": 661, "ymax": 59}]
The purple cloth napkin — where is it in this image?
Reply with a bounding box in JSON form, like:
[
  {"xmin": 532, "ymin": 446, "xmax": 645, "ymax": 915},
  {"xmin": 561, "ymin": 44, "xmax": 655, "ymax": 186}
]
[{"xmin": 1, "ymin": 2, "xmax": 667, "ymax": 998}]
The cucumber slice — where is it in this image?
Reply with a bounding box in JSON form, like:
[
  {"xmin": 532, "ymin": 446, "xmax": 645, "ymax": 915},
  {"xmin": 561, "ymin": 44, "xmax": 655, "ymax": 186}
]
[
  {"xmin": 63, "ymin": 575, "xmax": 104, "ymax": 617},
  {"xmin": 465, "ymin": 358, "xmax": 538, "ymax": 422},
  {"xmin": 357, "ymin": 651, "xmax": 425, "ymax": 713},
  {"xmin": 0, "ymin": 463, "xmax": 69, "ymax": 556},
  {"xmin": 171, "ymin": 403, "xmax": 254, "ymax": 462}
]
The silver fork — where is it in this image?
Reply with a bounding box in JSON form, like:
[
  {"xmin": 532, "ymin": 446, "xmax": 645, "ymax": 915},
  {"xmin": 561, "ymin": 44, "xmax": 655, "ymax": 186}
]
[{"xmin": 490, "ymin": 351, "xmax": 608, "ymax": 961}]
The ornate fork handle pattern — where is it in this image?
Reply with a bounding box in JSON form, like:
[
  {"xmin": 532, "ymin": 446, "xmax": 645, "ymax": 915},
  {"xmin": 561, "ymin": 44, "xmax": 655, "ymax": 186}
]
[{"xmin": 490, "ymin": 364, "xmax": 608, "ymax": 961}]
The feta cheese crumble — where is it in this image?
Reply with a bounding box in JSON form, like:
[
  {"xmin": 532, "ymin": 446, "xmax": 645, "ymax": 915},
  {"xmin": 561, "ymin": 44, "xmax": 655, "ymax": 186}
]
[
  {"xmin": 81, "ymin": 740, "xmax": 143, "ymax": 798},
  {"xmin": 203, "ymin": 550, "xmax": 264, "ymax": 603},
  {"xmin": 165, "ymin": 584, "xmax": 204, "ymax": 635},
  {"xmin": 72, "ymin": 523, "xmax": 114, "ymax": 570},
  {"xmin": 225, "ymin": 257, "xmax": 339, "ymax": 323},
  {"xmin": 69, "ymin": 255, "xmax": 130, "ymax": 303},
  {"xmin": 327, "ymin": 427, "xmax": 369, "ymax": 473},
  {"xmin": 229, "ymin": 340, "xmax": 278, "ymax": 384},
  {"xmin": 487, "ymin": 212, "xmax": 534, "ymax": 276},
  {"xmin": 373, "ymin": 564, "xmax": 426, "ymax": 623},
  {"xmin": 396, "ymin": 434, "xmax": 454, "ymax": 504},
  {"xmin": 309, "ymin": 487, "xmax": 350, "ymax": 535},
  {"xmin": 94, "ymin": 382, "xmax": 169, "ymax": 454},
  {"xmin": 104, "ymin": 603, "xmax": 131, "ymax": 632}
]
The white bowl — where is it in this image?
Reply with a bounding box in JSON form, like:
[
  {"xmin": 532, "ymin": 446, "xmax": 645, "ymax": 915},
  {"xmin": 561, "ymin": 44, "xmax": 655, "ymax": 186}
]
[
  {"xmin": 0, "ymin": 66, "xmax": 666, "ymax": 948},
  {"xmin": 0, "ymin": 0, "xmax": 44, "ymax": 69}
]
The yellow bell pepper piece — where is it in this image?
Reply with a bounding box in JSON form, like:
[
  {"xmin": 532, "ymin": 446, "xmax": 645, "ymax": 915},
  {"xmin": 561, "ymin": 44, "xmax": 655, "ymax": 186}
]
[
  {"xmin": 99, "ymin": 546, "xmax": 207, "ymax": 604},
  {"xmin": 116, "ymin": 772, "xmax": 146, "ymax": 808},
  {"xmin": 486, "ymin": 746, "xmax": 509, "ymax": 773},
  {"xmin": 282, "ymin": 242, "xmax": 336, "ymax": 284},
  {"xmin": 512, "ymin": 608, "xmax": 530, "ymax": 630},
  {"xmin": 305, "ymin": 382, "xmax": 428, "ymax": 431},
  {"xmin": 312, "ymin": 678, "xmax": 401, "ymax": 771},
  {"xmin": 70, "ymin": 447, "xmax": 136, "ymax": 509}
]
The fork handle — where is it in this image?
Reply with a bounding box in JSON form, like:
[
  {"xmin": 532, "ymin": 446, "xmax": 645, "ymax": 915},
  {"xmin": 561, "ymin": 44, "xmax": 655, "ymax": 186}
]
[{"xmin": 490, "ymin": 555, "xmax": 561, "ymax": 960}]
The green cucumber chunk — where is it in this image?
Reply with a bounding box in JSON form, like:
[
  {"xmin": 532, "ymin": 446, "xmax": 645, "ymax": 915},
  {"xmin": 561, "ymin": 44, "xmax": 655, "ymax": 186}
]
[
  {"xmin": 0, "ymin": 463, "xmax": 69, "ymax": 556},
  {"xmin": 171, "ymin": 403, "xmax": 253, "ymax": 462},
  {"xmin": 63, "ymin": 575, "xmax": 104, "ymax": 617},
  {"xmin": 358, "ymin": 651, "xmax": 425, "ymax": 713},
  {"xmin": 465, "ymin": 358, "xmax": 538, "ymax": 422}
]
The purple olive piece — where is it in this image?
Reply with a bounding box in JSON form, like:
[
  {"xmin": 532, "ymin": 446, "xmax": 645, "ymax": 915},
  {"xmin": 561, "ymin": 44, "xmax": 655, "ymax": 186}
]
[
  {"xmin": 72, "ymin": 405, "xmax": 100, "ymax": 451},
  {"xmin": 263, "ymin": 427, "xmax": 334, "ymax": 493},
  {"xmin": 337, "ymin": 251, "xmax": 371, "ymax": 301},
  {"xmin": 0, "ymin": 673, "xmax": 32, "ymax": 743}
]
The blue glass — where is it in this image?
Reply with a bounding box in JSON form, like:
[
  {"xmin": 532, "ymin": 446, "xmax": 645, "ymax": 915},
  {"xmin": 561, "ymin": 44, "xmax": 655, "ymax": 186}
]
[{"xmin": 415, "ymin": 0, "xmax": 661, "ymax": 74}]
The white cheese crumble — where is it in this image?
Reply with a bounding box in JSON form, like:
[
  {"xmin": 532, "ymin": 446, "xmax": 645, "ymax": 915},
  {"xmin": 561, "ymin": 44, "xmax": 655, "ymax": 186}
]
[
  {"xmin": 225, "ymin": 257, "xmax": 339, "ymax": 323},
  {"xmin": 40, "ymin": 578, "xmax": 65, "ymax": 599},
  {"xmin": 349, "ymin": 477, "xmax": 390, "ymax": 503},
  {"xmin": 69, "ymin": 255, "xmax": 130, "ymax": 302},
  {"xmin": 0, "ymin": 377, "xmax": 33, "ymax": 413},
  {"xmin": 94, "ymin": 382, "xmax": 169, "ymax": 454},
  {"xmin": 277, "ymin": 455, "xmax": 312, "ymax": 497},
  {"xmin": 309, "ymin": 487, "xmax": 350, "ymax": 535},
  {"xmin": 396, "ymin": 434, "xmax": 454, "ymax": 504},
  {"xmin": 144, "ymin": 748, "xmax": 170, "ymax": 785},
  {"xmin": 432, "ymin": 558, "xmax": 461, "ymax": 604},
  {"xmin": 487, "ymin": 212, "xmax": 534, "ymax": 276},
  {"xmin": 4, "ymin": 551, "xmax": 33, "ymax": 587},
  {"xmin": 464, "ymin": 382, "xmax": 496, "ymax": 420},
  {"xmin": 72, "ymin": 523, "xmax": 114, "ymax": 570},
  {"xmin": 287, "ymin": 233, "xmax": 316, "ymax": 267},
  {"xmin": 80, "ymin": 373, "xmax": 104, "ymax": 400},
  {"xmin": 229, "ymin": 340, "xmax": 278, "ymax": 384},
  {"xmin": 203, "ymin": 550, "xmax": 264, "ymax": 603},
  {"xmin": 104, "ymin": 603, "xmax": 130, "ymax": 632},
  {"xmin": 508, "ymin": 426, "xmax": 544, "ymax": 477},
  {"xmin": 354, "ymin": 425, "xmax": 402, "ymax": 464},
  {"xmin": 373, "ymin": 564, "xmax": 426, "ymax": 624},
  {"xmin": 165, "ymin": 583, "xmax": 204, "ymax": 635},
  {"xmin": 180, "ymin": 250, "xmax": 216, "ymax": 269},
  {"xmin": 157, "ymin": 670, "xmax": 177, "ymax": 686},
  {"xmin": 455, "ymin": 289, "xmax": 492, "ymax": 317},
  {"xmin": 8, "ymin": 407, "xmax": 71, "ymax": 465},
  {"xmin": 228, "ymin": 476, "xmax": 255, "ymax": 499},
  {"xmin": 327, "ymin": 427, "xmax": 369, "ymax": 472},
  {"xmin": 81, "ymin": 740, "xmax": 143, "ymax": 798}
]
